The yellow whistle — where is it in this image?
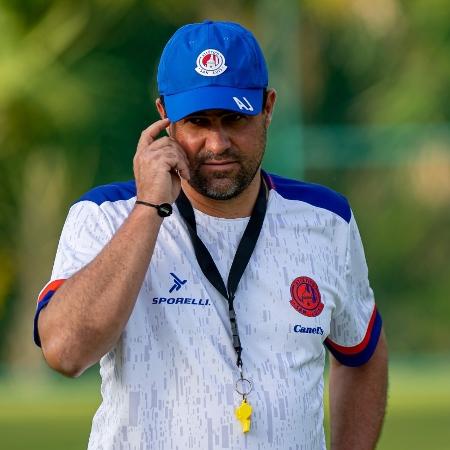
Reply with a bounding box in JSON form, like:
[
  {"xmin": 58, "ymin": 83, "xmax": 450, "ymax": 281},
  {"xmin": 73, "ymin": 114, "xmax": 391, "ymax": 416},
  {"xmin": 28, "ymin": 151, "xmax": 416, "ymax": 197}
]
[{"xmin": 235, "ymin": 399, "xmax": 252, "ymax": 433}]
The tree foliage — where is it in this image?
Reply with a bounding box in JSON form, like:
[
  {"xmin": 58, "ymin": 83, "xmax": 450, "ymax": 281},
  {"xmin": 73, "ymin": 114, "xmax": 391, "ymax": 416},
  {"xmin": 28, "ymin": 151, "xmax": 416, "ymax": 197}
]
[{"xmin": 0, "ymin": 0, "xmax": 448, "ymax": 366}]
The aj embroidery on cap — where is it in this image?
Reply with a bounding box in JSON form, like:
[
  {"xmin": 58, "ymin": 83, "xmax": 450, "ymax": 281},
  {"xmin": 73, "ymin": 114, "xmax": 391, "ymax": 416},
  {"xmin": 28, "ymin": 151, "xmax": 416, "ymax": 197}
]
[{"xmin": 195, "ymin": 49, "xmax": 227, "ymax": 76}]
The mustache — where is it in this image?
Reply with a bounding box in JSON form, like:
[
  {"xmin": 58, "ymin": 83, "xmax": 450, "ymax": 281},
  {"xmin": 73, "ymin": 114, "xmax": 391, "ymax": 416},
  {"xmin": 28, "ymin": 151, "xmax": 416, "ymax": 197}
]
[{"xmin": 194, "ymin": 148, "xmax": 241, "ymax": 163}]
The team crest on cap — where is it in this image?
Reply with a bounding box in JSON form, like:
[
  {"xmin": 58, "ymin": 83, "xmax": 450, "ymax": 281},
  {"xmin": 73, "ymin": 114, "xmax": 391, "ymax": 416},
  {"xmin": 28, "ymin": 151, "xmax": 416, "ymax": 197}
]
[
  {"xmin": 290, "ymin": 276, "xmax": 324, "ymax": 317},
  {"xmin": 195, "ymin": 49, "xmax": 227, "ymax": 76}
]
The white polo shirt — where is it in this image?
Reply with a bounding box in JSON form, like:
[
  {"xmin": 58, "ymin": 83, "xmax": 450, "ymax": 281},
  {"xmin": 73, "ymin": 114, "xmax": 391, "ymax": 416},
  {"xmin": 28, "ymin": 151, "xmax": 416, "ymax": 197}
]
[{"xmin": 34, "ymin": 171, "xmax": 382, "ymax": 450}]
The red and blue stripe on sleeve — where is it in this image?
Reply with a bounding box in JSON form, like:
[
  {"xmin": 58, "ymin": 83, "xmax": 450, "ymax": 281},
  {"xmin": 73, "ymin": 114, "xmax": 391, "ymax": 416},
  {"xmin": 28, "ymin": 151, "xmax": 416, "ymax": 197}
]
[
  {"xmin": 325, "ymin": 307, "xmax": 382, "ymax": 367},
  {"xmin": 33, "ymin": 279, "xmax": 65, "ymax": 347}
]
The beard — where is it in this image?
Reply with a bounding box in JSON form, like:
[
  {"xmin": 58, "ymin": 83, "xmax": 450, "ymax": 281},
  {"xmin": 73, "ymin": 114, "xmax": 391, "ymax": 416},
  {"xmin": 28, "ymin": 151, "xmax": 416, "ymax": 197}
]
[{"xmin": 187, "ymin": 127, "xmax": 267, "ymax": 200}]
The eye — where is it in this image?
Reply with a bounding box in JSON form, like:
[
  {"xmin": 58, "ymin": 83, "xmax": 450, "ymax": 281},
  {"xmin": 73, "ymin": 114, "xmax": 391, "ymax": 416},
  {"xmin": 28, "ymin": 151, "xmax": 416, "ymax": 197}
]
[
  {"xmin": 185, "ymin": 117, "xmax": 209, "ymax": 126},
  {"xmin": 224, "ymin": 113, "xmax": 246, "ymax": 123},
  {"xmin": 228, "ymin": 114, "xmax": 244, "ymax": 121}
]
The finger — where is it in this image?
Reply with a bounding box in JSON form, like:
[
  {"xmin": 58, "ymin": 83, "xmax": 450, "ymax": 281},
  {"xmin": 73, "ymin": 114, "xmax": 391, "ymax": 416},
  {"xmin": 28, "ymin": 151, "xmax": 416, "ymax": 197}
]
[
  {"xmin": 162, "ymin": 151, "xmax": 191, "ymax": 179},
  {"xmin": 145, "ymin": 139, "xmax": 190, "ymax": 168},
  {"xmin": 138, "ymin": 118, "xmax": 170, "ymax": 146},
  {"xmin": 166, "ymin": 137, "xmax": 190, "ymax": 168},
  {"xmin": 136, "ymin": 145, "xmax": 190, "ymax": 178},
  {"xmin": 174, "ymin": 163, "xmax": 190, "ymax": 181},
  {"xmin": 157, "ymin": 152, "xmax": 190, "ymax": 180},
  {"xmin": 140, "ymin": 136, "xmax": 189, "ymax": 171},
  {"xmin": 143, "ymin": 143, "xmax": 188, "ymax": 165},
  {"xmin": 177, "ymin": 168, "xmax": 190, "ymax": 181}
]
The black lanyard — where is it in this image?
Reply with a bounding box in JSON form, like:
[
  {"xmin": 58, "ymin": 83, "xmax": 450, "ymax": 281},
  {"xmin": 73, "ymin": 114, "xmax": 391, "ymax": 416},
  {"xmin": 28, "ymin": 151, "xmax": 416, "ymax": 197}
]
[{"xmin": 175, "ymin": 176, "xmax": 268, "ymax": 369}]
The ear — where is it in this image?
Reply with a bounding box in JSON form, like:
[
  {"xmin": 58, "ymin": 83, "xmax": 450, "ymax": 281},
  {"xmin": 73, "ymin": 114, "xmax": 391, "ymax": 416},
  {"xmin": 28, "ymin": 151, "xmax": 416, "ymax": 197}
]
[
  {"xmin": 155, "ymin": 97, "xmax": 167, "ymax": 119},
  {"xmin": 155, "ymin": 97, "xmax": 171, "ymax": 135},
  {"xmin": 263, "ymin": 88, "xmax": 277, "ymax": 127}
]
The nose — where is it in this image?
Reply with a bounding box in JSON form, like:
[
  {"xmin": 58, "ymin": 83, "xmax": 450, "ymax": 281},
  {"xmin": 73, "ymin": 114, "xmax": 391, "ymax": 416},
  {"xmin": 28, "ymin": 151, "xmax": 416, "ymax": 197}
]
[{"xmin": 204, "ymin": 126, "xmax": 231, "ymax": 155}]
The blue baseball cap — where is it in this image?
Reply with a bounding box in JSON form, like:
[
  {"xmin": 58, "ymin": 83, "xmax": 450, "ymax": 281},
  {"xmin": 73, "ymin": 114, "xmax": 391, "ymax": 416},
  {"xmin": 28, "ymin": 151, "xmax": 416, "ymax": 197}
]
[{"xmin": 157, "ymin": 20, "xmax": 268, "ymax": 122}]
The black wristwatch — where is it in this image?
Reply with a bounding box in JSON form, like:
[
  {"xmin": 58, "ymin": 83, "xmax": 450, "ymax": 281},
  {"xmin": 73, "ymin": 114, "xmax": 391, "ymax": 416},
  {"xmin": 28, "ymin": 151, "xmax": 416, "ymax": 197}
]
[{"xmin": 135, "ymin": 200, "xmax": 172, "ymax": 217}]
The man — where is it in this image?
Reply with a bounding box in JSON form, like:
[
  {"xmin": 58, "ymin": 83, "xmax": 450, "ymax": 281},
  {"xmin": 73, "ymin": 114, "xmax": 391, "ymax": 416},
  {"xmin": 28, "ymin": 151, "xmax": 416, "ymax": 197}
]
[{"xmin": 34, "ymin": 20, "xmax": 388, "ymax": 450}]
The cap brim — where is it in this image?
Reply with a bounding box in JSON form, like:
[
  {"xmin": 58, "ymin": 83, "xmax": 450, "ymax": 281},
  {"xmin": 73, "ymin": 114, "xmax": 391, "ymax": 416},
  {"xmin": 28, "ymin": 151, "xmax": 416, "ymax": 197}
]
[{"xmin": 163, "ymin": 86, "xmax": 264, "ymax": 122}]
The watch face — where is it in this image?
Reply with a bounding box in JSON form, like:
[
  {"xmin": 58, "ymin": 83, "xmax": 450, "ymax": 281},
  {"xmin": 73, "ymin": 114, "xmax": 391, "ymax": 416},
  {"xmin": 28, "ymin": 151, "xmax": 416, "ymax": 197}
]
[{"xmin": 158, "ymin": 203, "xmax": 172, "ymax": 217}]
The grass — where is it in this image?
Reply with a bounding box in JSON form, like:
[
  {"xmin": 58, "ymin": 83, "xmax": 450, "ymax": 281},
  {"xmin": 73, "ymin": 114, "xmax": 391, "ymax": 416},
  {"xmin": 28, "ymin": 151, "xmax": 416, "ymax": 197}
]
[
  {"xmin": 375, "ymin": 357, "xmax": 450, "ymax": 449},
  {"xmin": 0, "ymin": 357, "xmax": 449, "ymax": 449},
  {"xmin": 0, "ymin": 368, "xmax": 100, "ymax": 450}
]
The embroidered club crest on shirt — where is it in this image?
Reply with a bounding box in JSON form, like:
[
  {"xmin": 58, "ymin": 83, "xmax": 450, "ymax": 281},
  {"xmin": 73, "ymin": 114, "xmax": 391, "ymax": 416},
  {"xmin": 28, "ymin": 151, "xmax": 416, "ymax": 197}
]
[
  {"xmin": 290, "ymin": 276, "xmax": 324, "ymax": 317},
  {"xmin": 195, "ymin": 49, "xmax": 227, "ymax": 76}
]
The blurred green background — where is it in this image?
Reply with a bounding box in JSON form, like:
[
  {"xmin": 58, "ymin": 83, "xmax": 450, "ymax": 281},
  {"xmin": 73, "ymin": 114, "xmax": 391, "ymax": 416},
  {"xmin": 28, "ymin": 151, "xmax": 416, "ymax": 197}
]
[{"xmin": 0, "ymin": 0, "xmax": 449, "ymax": 449}]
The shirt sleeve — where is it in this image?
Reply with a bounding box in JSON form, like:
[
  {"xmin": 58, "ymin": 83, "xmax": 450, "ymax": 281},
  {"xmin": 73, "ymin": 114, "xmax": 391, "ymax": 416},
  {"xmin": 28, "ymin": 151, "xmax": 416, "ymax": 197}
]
[
  {"xmin": 325, "ymin": 211, "xmax": 382, "ymax": 366},
  {"xmin": 33, "ymin": 200, "xmax": 114, "ymax": 347}
]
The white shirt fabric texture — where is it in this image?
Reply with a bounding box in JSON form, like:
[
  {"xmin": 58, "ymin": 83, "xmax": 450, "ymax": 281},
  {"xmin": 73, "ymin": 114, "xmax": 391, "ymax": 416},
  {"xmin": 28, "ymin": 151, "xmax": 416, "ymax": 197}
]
[{"xmin": 34, "ymin": 171, "xmax": 382, "ymax": 450}]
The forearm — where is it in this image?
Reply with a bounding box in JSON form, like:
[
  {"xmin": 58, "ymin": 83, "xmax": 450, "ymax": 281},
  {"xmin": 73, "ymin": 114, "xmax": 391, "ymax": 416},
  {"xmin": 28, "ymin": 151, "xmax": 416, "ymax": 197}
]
[
  {"xmin": 39, "ymin": 205, "xmax": 163, "ymax": 377},
  {"xmin": 329, "ymin": 330, "xmax": 388, "ymax": 450}
]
